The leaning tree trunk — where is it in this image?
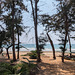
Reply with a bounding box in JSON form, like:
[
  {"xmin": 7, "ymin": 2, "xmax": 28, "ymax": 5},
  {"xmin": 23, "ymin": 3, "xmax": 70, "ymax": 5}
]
[
  {"xmin": 35, "ymin": 0, "xmax": 41, "ymax": 62},
  {"xmin": 17, "ymin": 27, "xmax": 20, "ymax": 59},
  {"xmin": 12, "ymin": 0, "xmax": 16, "ymax": 61},
  {"xmin": 6, "ymin": 48, "xmax": 10, "ymax": 59},
  {"xmin": 68, "ymin": 34, "xmax": 72, "ymax": 57},
  {"xmin": 62, "ymin": 33, "xmax": 68, "ymax": 63},
  {"xmin": 47, "ymin": 33, "xmax": 56, "ymax": 59}
]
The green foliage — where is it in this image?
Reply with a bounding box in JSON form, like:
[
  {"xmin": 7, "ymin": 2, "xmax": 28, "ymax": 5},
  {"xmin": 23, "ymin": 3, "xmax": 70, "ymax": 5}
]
[
  {"xmin": 0, "ymin": 31, "xmax": 6, "ymax": 48},
  {"xmin": 24, "ymin": 50, "xmax": 42, "ymax": 59},
  {"xmin": 16, "ymin": 63, "xmax": 36, "ymax": 75},
  {"xmin": 17, "ymin": 63, "xmax": 30, "ymax": 75},
  {"xmin": 0, "ymin": 62, "xmax": 36, "ymax": 75},
  {"xmin": 10, "ymin": 60, "xmax": 14, "ymax": 63},
  {"xmin": 0, "ymin": 62, "xmax": 15, "ymax": 75},
  {"xmin": 54, "ymin": 0, "xmax": 75, "ymax": 53},
  {"xmin": 21, "ymin": 54, "xmax": 27, "ymax": 56},
  {"xmin": 39, "ymin": 34, "xmax": 48, "ymax": 50},
  {"xmin": 58, "ymin": 35, "xmax": 68, "ymax": 52},
  {"xmin": 0, "ymin": 0, "xmax": 28, "ymax": 49},
  {"xmin": 29, "ymin": 50, "xmax": 38, "ymax": 59},
  {"xmin": 21, "ymin": 50, "xmax": 39, "ymax": 59}
]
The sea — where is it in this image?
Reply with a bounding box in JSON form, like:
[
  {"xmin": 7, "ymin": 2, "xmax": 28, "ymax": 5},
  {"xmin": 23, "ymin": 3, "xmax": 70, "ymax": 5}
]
[{"xmin": 3, "ymin": 44, "xmax": 75, "ymax": 52}]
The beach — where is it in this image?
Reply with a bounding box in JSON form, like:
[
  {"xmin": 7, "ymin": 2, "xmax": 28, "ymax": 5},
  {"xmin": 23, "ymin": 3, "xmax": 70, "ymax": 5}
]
[
  {"xmin": 1, "ymin": 51, "xmax": 75, "ymax": 62},
  {"xmin": 0, "ymin": 51, "xmax": 75, "ymax": 75}
]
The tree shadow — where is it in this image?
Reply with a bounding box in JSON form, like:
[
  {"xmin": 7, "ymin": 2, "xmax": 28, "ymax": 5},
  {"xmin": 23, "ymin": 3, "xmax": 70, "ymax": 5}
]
[
  {"xmin": 58, "ymin": 61, "xmax": 75, "ymax": 74},
  {"xmin": 35, "ymin": 61, "xmax": 75, "ymax": 75},
  {"xmin": 0, "ymin": 55, "xmax": 10, "ymax": 62}
]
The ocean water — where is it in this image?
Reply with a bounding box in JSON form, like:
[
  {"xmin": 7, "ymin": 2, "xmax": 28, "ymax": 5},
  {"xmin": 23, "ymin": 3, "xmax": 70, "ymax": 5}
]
[
  {"xmin": 21, "ymin": 44, "xmax": 75, "ymax": 49},
  {"xmin": 3, "ymin": 44, "xmax": 75, "ymax": 52},
  {"xmin": 19, "ymin": 44, "xmax": 75, "ymax": 52}
]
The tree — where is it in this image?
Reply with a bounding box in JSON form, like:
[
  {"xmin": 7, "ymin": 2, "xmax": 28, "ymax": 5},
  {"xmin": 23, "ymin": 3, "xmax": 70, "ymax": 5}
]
[
  {"xmin": 11, "ymin": 0, "xmax": 16, "ymax": 61},
  {"xmin": 68, "ymin": 34, "xmax": 72, "ymax": 57},
  {"xmin": 55, "ymin": 0, "xmax": 75, "ymax": 62},
  {"xmin": 0, "ymin": 31, "xmax": 5, "ymax": 48},
  {"xmin": 1, "ymin": 0, "xmax": 27, "ymax": 61},
  {"xmin": 38, "ymin": 33, "xmax": 48, "ymax": 54},
  {"xmin": 30, "ymin": 0, "xmax": 41, "ymax": 62},
  {"xmin": 16, "ymin": 25, "xmax": 24, "ymax": 59},
  {"xmin": 47, "ymin": 33, "xmax": 56, "ymax": 59},
  {"xmin": 14, "ymin": 9, "xmax": 24, "ymax": 59},
  {"xmin": 39, "ymin": 14, "xmax": 56, "ymax": 59}
]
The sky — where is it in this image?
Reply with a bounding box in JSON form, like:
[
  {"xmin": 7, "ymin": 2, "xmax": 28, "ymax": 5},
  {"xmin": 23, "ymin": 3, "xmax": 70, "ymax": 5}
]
[
  {"xmin": 19, "ymin": 0, "xmax": 75, "ymax": 44},
  {"xmin": 0, "ymin": 0, "xmax": 75, "ymax": 44},
  {"xmin": 20, "ymin": 0, "xmax": 59, "ymax": 44}
]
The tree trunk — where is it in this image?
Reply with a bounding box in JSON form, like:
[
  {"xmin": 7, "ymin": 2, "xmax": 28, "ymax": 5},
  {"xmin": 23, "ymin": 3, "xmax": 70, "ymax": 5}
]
[
  {"xmin": 47, "ymin": 33, "xmax": 56, "ymax": 59},
  {"xmin": 35, "ymin": 0, "xmax": 41, "ymax": 62},
  {"xmin": 12, "ymin": 0, "xmax": 16, "ymax": 61},
  {"xmin": 68, "ymin": 34, "xmax": 72, "ymax": 57},
  {"xmin": 6, "ymin": 48, "xmax": 10, "ymax": 59},
  {"xmin": 62, "ymin": 49, "xmax": 65, "ymax": 62},
  {"xmin": 30, "ymin": 0, "xmax": 41, "ymax": 62},
  {"xmin": 62, "ymin": 14, "xmax": 68, "ymax": 63},
  {"xmin": 62, "ymin": 34, "xmax": 67, "ymax": 63},
  {"xmin": 17, "ymin": 27, "xmax": 20, "ymax": 59}
]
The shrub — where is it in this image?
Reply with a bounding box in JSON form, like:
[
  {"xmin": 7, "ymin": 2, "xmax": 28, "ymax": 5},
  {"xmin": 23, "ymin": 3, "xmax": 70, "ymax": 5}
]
[
  {"xmin": 29, "ymin": 54, "xmax": 37, "ymax": 59},
  {"xmin": 29, "ymin": 50, "xmax": 43, "ymax": 59},
  {"xmin": 0, "ymin": 62, "xmax": 37, "ymax": 75},
  {"xmin": 10, "ymin": 60, "xmax": 14, "ymax": 63},
  {"xmin": 29, "ymin": 50, "xmax": 37, "ymax": 59},
  {"xmin": 0, "ymin": 62, "xmax": 15, "ymax": 75},
  {"xmin": 16, "ymin": 63, "xmax": 37, "ymax": 75}
]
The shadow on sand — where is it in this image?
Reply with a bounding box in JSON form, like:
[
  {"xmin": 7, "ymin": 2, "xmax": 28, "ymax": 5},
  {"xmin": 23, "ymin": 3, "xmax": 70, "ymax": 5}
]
[{"xmin": 35, "ymin": 61, "xmax": 75, "ymax": 75}]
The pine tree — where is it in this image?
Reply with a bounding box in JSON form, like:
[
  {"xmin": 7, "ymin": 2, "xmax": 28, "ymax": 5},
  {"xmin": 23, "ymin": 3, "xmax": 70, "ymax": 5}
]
[
  {"xmin": 30, "ymin": 0, "xmax": 41, "ymax": 62},
  {"xmin": 40, "ymin": 14, "xmax": 56, "ymax": 59},
  {"xmin": 1, "ymin": 0, "xmax": 27, "ymax": 61},
  {"xmin": 55, "ymin": 0, "xmax": 75, "ymax": 62}
]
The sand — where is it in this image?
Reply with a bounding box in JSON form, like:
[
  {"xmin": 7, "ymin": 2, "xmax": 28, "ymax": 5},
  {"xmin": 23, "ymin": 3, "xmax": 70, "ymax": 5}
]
[{"xmin": 0, "ymin": 51, "xmax": 75, "ymax": 75}]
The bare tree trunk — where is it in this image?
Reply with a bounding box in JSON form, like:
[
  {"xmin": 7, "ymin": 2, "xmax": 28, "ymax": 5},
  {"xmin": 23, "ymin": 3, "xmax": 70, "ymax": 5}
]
[
  {"xmin": 62, "ymin": 14, "xmax": 68, "ymax": 63},
  {"xmin": 6, "ymin": 48, "xmax": 10, "ymax": 59},
  {"xmin": 47, "ymin": 33, "xmax": 56, "ymax": 59},
  {"xmin": 30, "ymin": 0, "xmax": 35, "ymax": 21},
  {"xmin": 12, "ymin": 0, "xmax": 16, "ymax": 61},
  {"xmin": 62, "ymin": 50, "xmax": 64, "ymax": 62},
  {"xmin": 30, "ymin": 0, "xmax": 41, "ymax": 62},
  {"xmin": 17, "ymin": 27, "xmax": 20, "ymax": 59},
  {"xmin": 62, "ymin": 33, "xmax": 67, "ymax": 62},
  {"xmin": 68, "ymin": 34, "xmax": 72, "ymax": 57},
  {"xmin": 35, "ymin": 0, "xmax": 41, "ymax": 62}
]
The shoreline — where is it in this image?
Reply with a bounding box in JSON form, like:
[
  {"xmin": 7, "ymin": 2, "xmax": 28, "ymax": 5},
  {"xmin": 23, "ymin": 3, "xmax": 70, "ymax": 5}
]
[
  {"xmin": 3, "ymin": 50, "xmax": 75, "ymax": 54},
  {"xmin": 3, "ymin": 47, "xmax": 75, "ymax": 52}
]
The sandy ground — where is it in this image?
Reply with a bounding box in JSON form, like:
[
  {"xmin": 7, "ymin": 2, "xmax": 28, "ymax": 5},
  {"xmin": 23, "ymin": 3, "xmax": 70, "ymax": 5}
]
[{"xmin": 0, "ymin": 51, "xmax": 75, "ymax": 75}]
